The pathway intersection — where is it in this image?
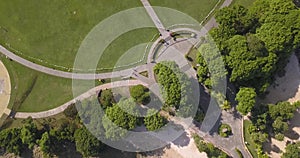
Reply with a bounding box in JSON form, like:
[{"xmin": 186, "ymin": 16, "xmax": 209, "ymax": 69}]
[{"xmin": 0, "ymin": 0, "xmax": 253, "ymax": 157}]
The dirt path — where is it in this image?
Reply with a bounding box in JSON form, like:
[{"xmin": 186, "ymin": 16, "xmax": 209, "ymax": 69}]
[
  {"xmin": 263, "ymin": 53, "xmax": 300, "ymax": 104},
  {"xmin": 262, "ymin": 53, "xmax": 300, "ymax": 157}
]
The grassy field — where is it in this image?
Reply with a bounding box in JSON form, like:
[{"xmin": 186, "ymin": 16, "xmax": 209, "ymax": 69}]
[
  {"xmin": 97, "ymin": 28, "xmax": 158, "ymax": 71},
  {"xmin": 149, "ymin": 0, "xmax": 219, "ymax": 24},
  {"xmin": 1, "ymin": 56, "xmax": 74, "ymax": 112},
  {"xmin": 244, "ymin": 120, "xmax": 258, "ymax": 158},
  {"xmin": 0, "ymin": 0, "xmax": 151, "ymax": 72},
  {"xmin": 231, "ymin": 0, "xmax": 256, "ymax": 8}
]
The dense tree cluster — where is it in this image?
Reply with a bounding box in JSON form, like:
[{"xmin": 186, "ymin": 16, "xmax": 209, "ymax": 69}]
[
  {"xmin": 209, "ymin": 0, "xmax": 300, "ymax": 93},
  {"xmin": 246, "ymin": 101, "xmax": 300, "ymax": 156},
  {"xmin": 74, "ymin": 127, "xmax": 104, "ymax": 157},
  {"xmin": 196, "ymin": 41, "xmax": 227, "ymax": 88},
  {"xmin": 154, "ymin": 61, "xmax": 188, "ymax": 108},
  {"xmin": 154, "ymin": 61, "xmax": 196, "ymax": 117},
  {"xmin": 0, "ymin": 100, "xmax": 107, "ymax": 157},
  {"xmin": 282, "ymin": 142, "xmax": 300, "ymax": 158}
]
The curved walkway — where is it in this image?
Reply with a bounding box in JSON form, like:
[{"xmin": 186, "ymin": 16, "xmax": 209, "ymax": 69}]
[
  {"xmin": 0, "ymin": 45, "xmax": 148, "ymax": 80},
  {"xmin": 5, "ymin": 0, "xmax": 251, "ymax": 157},
  {"xmin": 0, "ymin": 60, "xmax": 11, "ymax": 118},
  {"xmin": 15, "ymin": 80, "xmax": 147, "ymax": 118}
]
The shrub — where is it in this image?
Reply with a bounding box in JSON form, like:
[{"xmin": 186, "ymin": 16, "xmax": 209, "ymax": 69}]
[{"xmin": 219, "ymin": 124, "xmax": 232, "ymax": 138}]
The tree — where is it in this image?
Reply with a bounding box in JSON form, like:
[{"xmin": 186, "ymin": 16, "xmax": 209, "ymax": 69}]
[
  {"xmin": 74, "ymin": 127, "xmax": 104, "ymax": 157},
  {"xmin": 103, "ymin": 98, "xmax": 138, "ymax": 140},
  {"xmin": 144, "ymin": 109, "xmax": 166, "ymax": 131},
  {"xmin": 102, "ymin": 115, "xmax": 128, "ymax": 141},
  {"xmin": 197, "ymin": 41, "xmax": 227, "ymax": 88},
  {"xmin": 272, "ymin": 117, "xmax": 289, "ymax": 134},
  {"xmin": 20, "ymin": 118, "xmax": 38, "ymax": 149},
  {"xmin": 282, "ymin": 142, "xmax": 300, "ymax": 158},
  {"xmin": 216, "ymin": 5, "xmax": 258, "ymax": 34},
  {"xmin": 154, "ymin": 61, "xmax": 191, "ymax": 109},
  {"xmin": 250, "ymin": 132, "xmax": 268, "ymax": 144},
  {"xmin": 269, "ymin": 101, "xmax": 298, "ymax": 121},
  {"xmin": 130, "ymin": 85, "xmax": 150, "ymax": 104},
  {"xmin": 99, "ymin": 89, "xmax": 114, "ymax": 109},
  {"xmin": 38, "ymin": 132, "xmax": 51, "ymax": 155},
  {"xmin": 0, "ymin": 128, "xmax": 23, "ymax": 155},
  {"xmin": 225, "ymin": 35, "xmax": 277, "ymax": 92},
  {"xmin": 105, "ymin": 98, "xmax": 138, "ymax": 130},
  {"xmin": 236, "ymin": 87, "xmax": 256, "ymax": 115}
]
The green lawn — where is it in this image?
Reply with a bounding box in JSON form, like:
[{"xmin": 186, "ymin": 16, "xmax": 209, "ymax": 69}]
[
  {"xmin": 0, "ymin": 0, "xmax": 150, "ymax": 72},
  {"xmin": 231, "ymin": 0, "xmax": 256, "ymax": 8},
  {"xmin": 244, "ymin": 120, "xmax": 258, "ymax": 158},
  {"xmin": 149, "ymin": 0, "xmax": 220, "ymax": 25},
  {"xmin": 1, "ymin": 56, "xmax": 74, "ymax": 112},
  {"xmin": 97, "ymin": 28, "xmax": 158, "ymax": 71}
]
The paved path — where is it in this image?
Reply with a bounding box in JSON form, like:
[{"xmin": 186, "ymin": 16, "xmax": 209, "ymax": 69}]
[
  {"xmin": 141, "ymin": 0, "xmax": 252, "ymax": 158},
  {"xmin": 0, "ymin": 45, "xmax": 148, "ymax": 80},
  {"xmin": 140, "ymin": 0, "xmax": 169, "ymax": 38},
  {"xmin": 6, "ymin": 0, "xmax": 251, "ymax": 157},
  {"xmin": 202, "ymin": 111, "xmax": 252, "ymax": 158},
  {"xmin": 15, "ymin": 80, "xmax": 147, "ymax": 118}
]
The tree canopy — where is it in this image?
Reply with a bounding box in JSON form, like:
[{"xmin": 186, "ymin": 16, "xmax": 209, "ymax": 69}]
[
  {"xmin": 282, "ymin": 142, "xmax": 300, "ymax": 158},
  {"xmin": 98, "ymin": 89, "xmax": 115, "ymax": 109},
  {"xmin": 74, "ymin": 127, "xmax": 104, "ymax": 157},
  {"xmin": 212, "ymin": 0, "xmax": 300, "ymax": 93},
  {"xmin": 130, "ymin": 85, "xmax": 150, "ymax": 105},
  {"xmin": 144, "ymin": 109, "xmax": 166, "ymax": 131},
  {"xmin": 236, "ymin": 87, "xmax": 257, "ymax": 115}
]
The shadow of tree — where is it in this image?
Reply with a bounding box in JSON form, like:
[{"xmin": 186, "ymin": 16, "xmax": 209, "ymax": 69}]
[
  {"xmin": 263, "ymin": 140, "xmax": 281, "ymax": 154},
  {"xmin": 172, "ymin": 131, "xmax": 190, "ymax": 147}
]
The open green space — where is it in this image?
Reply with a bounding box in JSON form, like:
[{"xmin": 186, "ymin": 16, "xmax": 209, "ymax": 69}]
[
  {"xmin": 0, "ymin": 0, "xmax": 150, "ymax": 72},
  {"xmin": 0, "ymin": 56, "xmax": 73, "ymax": 112},
  {"xmin": 97, "ymin": 28, "xmax": 158, "ymax": 71},
  {"xmin": 243, "ymin": 120, "xmax": 258, "ymax": 158},
  {"xmin": 231, "ymin": 0, "xmax": 256, "ymax": 8},
  {"xmin": 149, "ymin": 0, "xmax": 219, "ymax": 23}
]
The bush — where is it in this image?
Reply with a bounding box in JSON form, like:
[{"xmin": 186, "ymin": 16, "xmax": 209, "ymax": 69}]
[
  {"xmin": 98, "ymin": 89, "xmax": 115, "ymax": 108},
  {"xmin": 129, "ymin": 85, "xmax": 150, "ymax": 105},
  {"xmin": 219, "ymin": 124, "xmax": 232, "ymax": 138}
]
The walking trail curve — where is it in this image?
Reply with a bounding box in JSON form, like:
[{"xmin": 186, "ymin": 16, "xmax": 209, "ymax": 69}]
[
  {"xmin": 15, "ymin": 80, "xmax": 147, "ymax": 118},
  {"xmin": 2, "ymin": 0, "xmax": 252, "ymax": 157}
]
